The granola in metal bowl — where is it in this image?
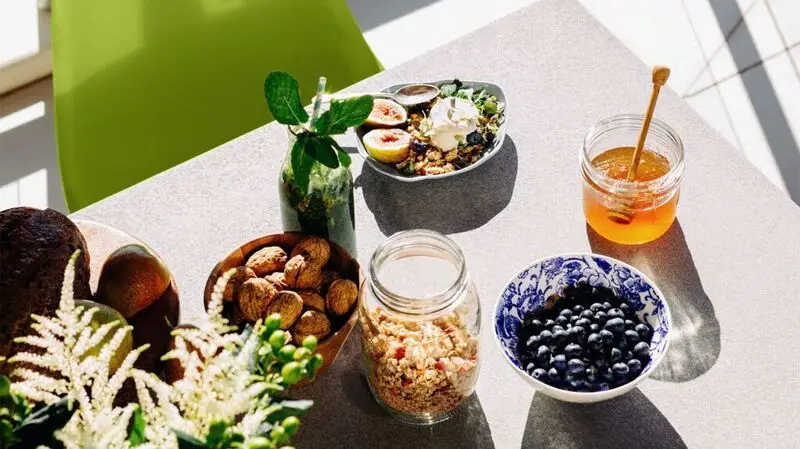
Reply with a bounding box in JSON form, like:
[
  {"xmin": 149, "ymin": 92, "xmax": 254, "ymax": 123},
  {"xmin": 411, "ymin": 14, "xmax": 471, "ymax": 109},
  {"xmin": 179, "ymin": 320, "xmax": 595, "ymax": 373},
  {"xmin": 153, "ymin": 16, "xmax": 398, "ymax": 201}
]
[{"xmin": 360, "ymin": 308, "xmax": 479, "ymax": 418}]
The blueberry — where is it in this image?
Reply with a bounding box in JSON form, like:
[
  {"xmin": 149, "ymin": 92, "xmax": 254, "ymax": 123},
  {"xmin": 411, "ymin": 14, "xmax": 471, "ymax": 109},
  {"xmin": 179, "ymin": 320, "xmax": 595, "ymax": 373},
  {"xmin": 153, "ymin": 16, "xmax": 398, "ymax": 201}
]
[
  {"xmin": 544, "ymin": 319, "xmax": 556, "ymax": 328},
  {"xmin": 567, "ymin": 358, "xmax": 585, "ymax": 374},
  {"xmin": 635, "ymin": 323, "xmax": 651, "ymax": 339},
  {"xmin": 466, "ymin": 130, "xmax": 484, "ymax": 146},
  {"xmin": 612, "ymin": 362, "xmax": 630, "ymax": 376},
  {"xmin": 532, "ymin": 368, "xmax": 548, "ymax": 381},
  {"xmin": 597, "ymin": 382, "xmax": 610, "ymax": 391},
  {"xmin": 548, "ymin": 367, "xmax": 561, "ymax": 382},
  {"xmin": 529, "ymin": 319, "xmax": 543, "ymax": 333},
  {"xmin": 599, "ymin": 329, "xmax": 614, "ymax": 344},
  {"xmin": 526, "ymin": 335, "xmax": 540, "ymax": 349},
  {"xmin": 552, "ymin": 330, "xmax": 568, "ymax": 347},
  {"xmin": 575, "ymin": 318, "xmax": 591, "ymax": 328},
  {"xmin": 580, "ymin": 310, "xmax": 594, "ymax": 320},
  {"xmin": 410, "ymin": 139, "xmax": 429, "ymax": 153},
  {"xmin": 536, "ymin": 345, "xmax": 551, "ymax": 363},
  {"xmin": 624, "ymin": 351, "xmax": 634, "ymax": 361},
  {"xmin": 617, "ymin": 339, "xmax": 628, "ymax": 351},
  {"xmin": 555, "ymin": 315, "xmax": 569, "ymax": 326},
  {"xmin": 568, "ymin": 378, "xmax": 586, "ymax": 391},
  {"xmin": 538, "ymin": 330, "xmax": 553, "ymax": 345},
  {"xmin": 572, "ymin": 305, "xmax": 585, "ymax": 314},
  {"xmin": 619, "ymin": 302, "xmax": 631, "ymax": 314},
  {"xmin": 602, "ymin": 301, "xmax": 613, "ymax": 311},
  {"xmin": 608, "ymin": 308, "xmax": 624, "ymax": 319},
  {"xmin": 589, "ymin": 302, "xmax": 603, "ymax": 312},
  {"xmin": 625, "ymin": 319, "xmax": 636, "ymax": 330},
  {"xmin": 627, "ymin": 358, "xmax": 642, "ymax": 375},
  {"xmin": 564, "ymin": 343, "xmax": 583, "ymax": 359},
  {"xmin": 589, "ymin": 323, "xmax": 600, "ymax": 333},
  {"xmin": 594, "ymin": 359, "xmax": 608, "ymax": 372},
  {"xmin": 633, "ymin": 341, "xmax": 650, "ymax": 358},
  {"xmin": 553, "ymin": 354, "xmax": 567, "ymax": 371},
  {"xmin": 569, "ymin": 326, "xmax": 586, "ymax": 343},
  {"xmin": 610, "ymin": 347, "xmax": 623, "ymax": 362},
  {"xmin": 552, "ymin": 325, "xmax": 565, "ymax": 334},
  {"xmin": 624, "ymin": 329, "xmax": 640, "ymax": 346},
  {"xmin": 604, "ymin": 318, "xmax": 625, "ymax": 334},
  {"xmin": 585, "ymin": 366, "xmax": 599, "ymax": 383},
  {"xmin": 526, "ymin": 362, "xmax": 536, "ymax": 373},
  {"xmin": 559, "ymin": 308, "xmax": 573, "ymax": 319},
  {"xmin": 601, "ymin": 370, "xmax": 614, "ymax": 382},
  {"xmin": 594, "ymin": 311, "xmax": 608, "ymax": 323},
  {"xmin": 586, "ymin": 333, "xmax": 603, "ymax": 350}
]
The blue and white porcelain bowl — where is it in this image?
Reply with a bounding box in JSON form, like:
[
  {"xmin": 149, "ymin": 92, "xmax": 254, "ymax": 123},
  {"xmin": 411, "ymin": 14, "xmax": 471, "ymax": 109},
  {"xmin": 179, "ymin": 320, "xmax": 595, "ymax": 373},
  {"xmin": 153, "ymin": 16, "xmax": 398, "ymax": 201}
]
[{"xmin": 493, "ymin": 253, "xmax": 671, "ymax": 403}]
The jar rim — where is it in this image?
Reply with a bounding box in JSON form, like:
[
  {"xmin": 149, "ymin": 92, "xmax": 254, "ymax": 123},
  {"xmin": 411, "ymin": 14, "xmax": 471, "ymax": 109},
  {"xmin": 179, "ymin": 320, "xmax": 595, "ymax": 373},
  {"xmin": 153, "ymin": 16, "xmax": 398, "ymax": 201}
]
[
  {"xmin": 368, "ymin": 229, "xmax": 468, "ymax": 318},
  {"xmin": 581, "ymin": 114, "xmax": 685, "ymax": 194}
]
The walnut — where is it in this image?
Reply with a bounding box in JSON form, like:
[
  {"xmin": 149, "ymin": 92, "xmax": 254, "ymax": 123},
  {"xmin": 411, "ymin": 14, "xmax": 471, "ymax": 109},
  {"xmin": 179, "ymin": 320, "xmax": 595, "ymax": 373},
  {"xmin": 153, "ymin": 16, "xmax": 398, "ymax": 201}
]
[
  {"xmin": 291, "ymin": 310, "xmax": 331, "ymax": 341},
  {"xmin": 246, "ymin": 246, "xmax": 288, "ymax": 276},
  {"xmin": 237, "ymin": 278, "xmax": 278, "ymax": 321},
  {"xmin": 284, "ymin": 255, "xmax": 322, "ymax": 290},
  {"xmin": 290, "ymin": 236, "xmax": 330, "ymax": 268},
  {"xmin": 223, "ymin": 266, "xmax": 256, "ymax": 301},
  {"xmin": 321, "ymin": 270, "xmax": 342, "ymax": 293},
  {"xmin": 265, "ymin": 291, "xmax": 303, "ymax": 329},
  {"xmin": 297, "ymin": 290, "xmax": 325, "ymax": 313},
  {"xmin": 326, "ymin": 278, "xmax": 358, "ymax": 316},
  {"xmin": 264, "ymin": 272, "xmax": 287, "ymax": 291}
]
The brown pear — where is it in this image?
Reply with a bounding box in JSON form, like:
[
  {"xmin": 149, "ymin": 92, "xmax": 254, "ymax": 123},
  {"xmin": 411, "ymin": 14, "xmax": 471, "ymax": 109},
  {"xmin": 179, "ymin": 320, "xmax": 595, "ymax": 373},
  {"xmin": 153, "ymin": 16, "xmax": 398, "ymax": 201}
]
[{"xmin": 96, "ymin": 244, "xmax": 171, "ymax": 319}]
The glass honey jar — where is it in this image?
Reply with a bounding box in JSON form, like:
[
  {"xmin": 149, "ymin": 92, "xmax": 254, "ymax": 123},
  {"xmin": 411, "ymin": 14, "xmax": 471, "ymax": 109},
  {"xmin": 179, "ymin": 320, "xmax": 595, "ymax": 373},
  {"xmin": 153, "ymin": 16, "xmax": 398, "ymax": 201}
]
[{"xmin": 581, "ymin": 114, "xmax": 685, "ymax": 245}]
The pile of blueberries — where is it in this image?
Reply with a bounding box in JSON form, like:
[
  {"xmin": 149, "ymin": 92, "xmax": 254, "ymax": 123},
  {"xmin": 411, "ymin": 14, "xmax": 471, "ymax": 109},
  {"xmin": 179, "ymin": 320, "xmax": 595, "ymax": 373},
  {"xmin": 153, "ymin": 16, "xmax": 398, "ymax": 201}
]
[{"xmin": 516, "ymin": 282, "xmax": 654, "ymax": 392}]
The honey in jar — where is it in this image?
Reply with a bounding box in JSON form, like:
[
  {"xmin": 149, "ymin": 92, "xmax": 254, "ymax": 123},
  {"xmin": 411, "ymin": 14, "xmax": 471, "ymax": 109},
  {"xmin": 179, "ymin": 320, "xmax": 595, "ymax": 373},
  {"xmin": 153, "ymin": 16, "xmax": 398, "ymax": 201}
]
[{"xmin": 581, "ymin": 115, "xmax": 685, "ymax": 245}]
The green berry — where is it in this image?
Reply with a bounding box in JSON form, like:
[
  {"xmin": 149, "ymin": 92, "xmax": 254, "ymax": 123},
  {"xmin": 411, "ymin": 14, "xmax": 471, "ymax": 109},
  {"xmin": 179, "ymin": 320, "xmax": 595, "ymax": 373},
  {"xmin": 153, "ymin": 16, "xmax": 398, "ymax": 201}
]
[
  {"xmin": 293, "ymin": 347, "xmax": 311, "ymax": 361},
  {"xmin": 265, "ymin": 314, "xmax": 282, "ymax": 332},
  {"xmin": 301, "ymin": 335, "xmax": 318, "ymax": 352},
  {"xmin": 278, "ymin": 345, "xmax": 297, "ymax": 363},
  {"xmin": 308, "ymin": 354, "xmax": 323, "ymax": 371},
  {"xmin": 245, "ymin": 436, "xmax": 272, "ymax": 449},
  {"xmin": 270, "ymin": 425, "xmax": 289, "ymax": 444},
  {"xmin": 282, "ymin": 416, "xmax": 301, "ymax": 436},
  {"xmin": 269, "ymin": 330, "xmax": 286, "ymax": 351},
  {"xmin": 281, "ymin": 361, "xmax": 302, "ymax": 385}
]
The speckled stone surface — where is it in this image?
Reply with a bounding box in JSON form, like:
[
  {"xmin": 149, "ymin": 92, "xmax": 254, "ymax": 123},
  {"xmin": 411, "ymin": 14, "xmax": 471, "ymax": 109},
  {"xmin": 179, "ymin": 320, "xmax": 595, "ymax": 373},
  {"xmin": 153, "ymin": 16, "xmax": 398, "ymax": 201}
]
[{"xmin": 74, "ymin": 0, "xmax": 800, "ymax": 447}]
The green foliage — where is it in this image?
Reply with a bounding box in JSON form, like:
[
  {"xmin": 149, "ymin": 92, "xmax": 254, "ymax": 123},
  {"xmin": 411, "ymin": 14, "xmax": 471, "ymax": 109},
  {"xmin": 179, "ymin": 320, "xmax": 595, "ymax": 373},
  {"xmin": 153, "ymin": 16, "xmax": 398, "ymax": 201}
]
[
  {"xmin": 1, "ymin": 380, "xmax": 76, "ymax": 449},
  {"xmin": 264, "ymin": 71, "xmax": 371, "ymax": 192}
]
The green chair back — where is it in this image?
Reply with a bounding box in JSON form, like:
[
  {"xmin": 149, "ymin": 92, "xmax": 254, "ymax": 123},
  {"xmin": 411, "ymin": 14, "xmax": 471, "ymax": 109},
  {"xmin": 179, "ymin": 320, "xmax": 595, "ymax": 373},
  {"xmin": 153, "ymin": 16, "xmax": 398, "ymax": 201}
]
[{"xmin": 52, "ymin": 0, "xmax": 381, "ymax": 211}]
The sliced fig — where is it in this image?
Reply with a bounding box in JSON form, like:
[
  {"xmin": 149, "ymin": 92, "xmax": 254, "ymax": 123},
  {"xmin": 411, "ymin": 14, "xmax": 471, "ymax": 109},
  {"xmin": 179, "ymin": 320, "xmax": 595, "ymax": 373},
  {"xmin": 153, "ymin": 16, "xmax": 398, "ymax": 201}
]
[
  {"xmin": 365, "ymin": 99, "xmax": 407, "ymax": 127},
  {"xmin": 362, "ymin": 128, "xmax": 411, "ymax": 164}
]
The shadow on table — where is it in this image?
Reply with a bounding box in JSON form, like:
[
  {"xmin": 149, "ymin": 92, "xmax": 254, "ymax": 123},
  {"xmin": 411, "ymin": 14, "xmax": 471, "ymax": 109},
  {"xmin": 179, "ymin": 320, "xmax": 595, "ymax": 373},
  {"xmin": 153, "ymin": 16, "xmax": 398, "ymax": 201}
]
[
  {"xmin": 586, "ymin": 221, "xmax": 721, "ymax": 382},
  {"xmin": 522, "ymin": 390, "xmax": 686, "ymax": 448},
  {"xmin": 355, "ymin": 136, "xmax": 518, "ymax": 236},
  {"xmin": 293, "ymin": 329, "xmax": 495, "ymax": 449}
]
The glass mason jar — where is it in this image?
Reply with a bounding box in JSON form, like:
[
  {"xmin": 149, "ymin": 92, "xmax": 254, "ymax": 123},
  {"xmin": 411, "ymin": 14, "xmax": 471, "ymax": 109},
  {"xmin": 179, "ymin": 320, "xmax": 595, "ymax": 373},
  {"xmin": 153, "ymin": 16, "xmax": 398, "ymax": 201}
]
[
  {"xmin": 359, "ymin": 230, "xmax": 481, "ymax": 425},
  {"xmin": 279, "ymin": 129, "xmax": 357, "ymax": 256},
  {"xmin": 581, "ymin": 114, "xmax": 685, "ymax": 245}
]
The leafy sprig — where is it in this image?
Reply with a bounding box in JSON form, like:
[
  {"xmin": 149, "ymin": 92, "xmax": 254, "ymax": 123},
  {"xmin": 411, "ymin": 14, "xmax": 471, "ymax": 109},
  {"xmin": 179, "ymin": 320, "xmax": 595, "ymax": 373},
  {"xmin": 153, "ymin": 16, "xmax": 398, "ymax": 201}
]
[{"xmin": 264, "ymin": 71, "xmax": 373, "ymax": 192}]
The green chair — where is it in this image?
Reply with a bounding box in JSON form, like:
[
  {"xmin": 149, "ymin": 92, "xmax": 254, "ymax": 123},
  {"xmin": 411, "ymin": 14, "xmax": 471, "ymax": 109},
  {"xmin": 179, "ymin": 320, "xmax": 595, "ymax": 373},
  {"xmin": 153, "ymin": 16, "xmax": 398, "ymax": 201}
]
[{"xmin": 52, "ymin": 0, "xmax": 381, "ymax": 211}]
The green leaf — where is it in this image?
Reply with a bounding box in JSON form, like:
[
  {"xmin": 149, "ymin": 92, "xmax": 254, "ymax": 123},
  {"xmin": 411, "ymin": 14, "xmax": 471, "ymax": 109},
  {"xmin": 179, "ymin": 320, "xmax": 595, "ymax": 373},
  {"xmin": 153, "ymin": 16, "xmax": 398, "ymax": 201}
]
[
  {"xmin": 264, "ymin": 72, "xmax": 309, "ymax": 125},
  {"xmin": 264, "ymin": 399, "xmax": 313, "ymax": 424},
  {"xmin": 128, "ymin": 407, "xmax": 146, "ymax": 446},
  {"xmin": 322, "ymin": 136, "xmax": 351, "ymax": 168},
  {"xmin": 0, "ymin": 376, "xmax": 9, "ymax": 397},
  {"xmin": 307, "ymin": 136, "xmax": 339, "ymax": 169},
  {"xmin": 14, "ymin": 399, "xmax": 74, "ymax": 449},
  {"xmin": 290, "ymin": 134, "xmax": 315, "ymax": 193},
  {"xmin": 313, "ymin": 96, "xmax": 373, "ymax": 134},
  {"xmin": 174, "ymin": 429, "xmax": 205, "ymax": 449}
]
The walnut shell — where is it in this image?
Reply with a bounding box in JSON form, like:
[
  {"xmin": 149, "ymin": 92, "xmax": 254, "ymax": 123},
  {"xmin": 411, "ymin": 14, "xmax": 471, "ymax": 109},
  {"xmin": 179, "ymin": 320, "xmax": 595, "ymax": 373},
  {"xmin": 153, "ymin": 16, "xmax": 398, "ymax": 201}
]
[
  {"xmin": 291, "ymin": 310, "xmax": 331, "ymax": 341},
  {"xmin": 284, "ymin": 255, "xmax": 322, "ymax": 290},
  {"xmin": 290, "ymin": 236, "xmax": 330, "ymax": 268},
  {"xmin": 297, "ymin": 290, "xmax": 326, "ymax": 313},
  {"xmin": 246, "ymin": 246, "xmax": 288, "ymax": 276},
  {"xmin": 326, "ymin": 279, "xmax": 358, "ymax": 316},
  {"xmin": 264, "ymin": 272, "xmax": 287, "ymax": 291},
  {"xmin": 223, "ymin": 266, "xmax": 256, "ymax": 301},
  {"xmin": 265, "ymin": 291, "xmax": 303, "ymax": 329},
  {"xmin": 237, "ymin": 278, "xmax": 278, "ymax": 321},
  {"xmin": 321, "ymin": 270, "xmax": 342, "ymax": 293}
]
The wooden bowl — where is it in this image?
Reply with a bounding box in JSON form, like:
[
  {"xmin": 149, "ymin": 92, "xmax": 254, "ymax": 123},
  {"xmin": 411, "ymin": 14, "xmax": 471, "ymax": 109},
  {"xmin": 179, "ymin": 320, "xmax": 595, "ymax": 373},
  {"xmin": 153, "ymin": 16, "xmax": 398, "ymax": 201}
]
[{"xmin": 204, "ymin": 232, "xmax": 362, "ymax": 379}]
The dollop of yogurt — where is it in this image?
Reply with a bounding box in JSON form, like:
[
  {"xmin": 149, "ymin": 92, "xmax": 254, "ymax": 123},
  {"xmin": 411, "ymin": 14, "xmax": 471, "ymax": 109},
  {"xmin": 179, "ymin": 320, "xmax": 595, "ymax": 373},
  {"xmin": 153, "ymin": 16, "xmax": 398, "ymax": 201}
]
[{"xmin": 427, "ymin": 97, "xmax": 480, "ymax": 151}]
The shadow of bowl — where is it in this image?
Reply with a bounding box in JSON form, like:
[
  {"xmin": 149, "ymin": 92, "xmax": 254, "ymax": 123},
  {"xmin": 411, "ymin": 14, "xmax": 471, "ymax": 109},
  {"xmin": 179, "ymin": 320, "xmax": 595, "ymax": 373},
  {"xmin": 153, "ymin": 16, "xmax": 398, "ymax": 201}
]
[
  {"xmin": 587, "ymin": 221, "xmax": 721, "ymax": 382},
  {"xmin": 356, "ymin": 136, "xmax": 518, "ymax": 236}
]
